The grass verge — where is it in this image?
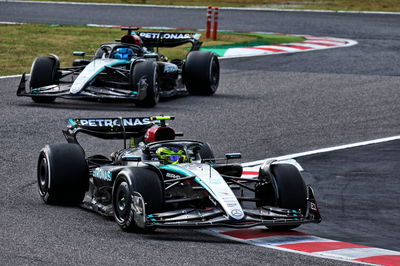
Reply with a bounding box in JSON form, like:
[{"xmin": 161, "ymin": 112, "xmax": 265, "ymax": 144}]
[{"xmin": 0, "ymin": 24, "xmax": 304, "ymax": 76}]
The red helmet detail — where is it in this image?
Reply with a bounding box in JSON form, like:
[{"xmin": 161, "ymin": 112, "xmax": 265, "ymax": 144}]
[
  {"xmin": 144, "ymin": 126, "xmax": 175, "ymax": 143},
  {"xmin": 121, "ymin": 34, "xmax": 143, "ymax": 47}
]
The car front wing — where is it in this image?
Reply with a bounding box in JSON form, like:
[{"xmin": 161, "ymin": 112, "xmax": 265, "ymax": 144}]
[
  {"xmin": 16, "ymin": 73, "xmax": 148, "ymax": 101},
  {"xmin": 145, "ymin": 205, "xmax": 321, "ymax": 229}
]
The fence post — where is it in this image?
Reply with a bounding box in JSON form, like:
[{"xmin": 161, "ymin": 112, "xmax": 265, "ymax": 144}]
[
  {"xmin": 212, "ymin": 7, "xmax": 219, "ymax": 40},
  {"xmin": 206, "ymin": 6, "xmax": 212, "ymax": 39}
]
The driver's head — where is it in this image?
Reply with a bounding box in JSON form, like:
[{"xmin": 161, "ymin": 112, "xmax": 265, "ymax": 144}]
[
  {"xmin": 121, "ymin": 34, "xmax": 143, "ymax": 48},
  {"xmin": 112, "ymin": 48, "xmax": 134, "ymax": 60},
  {"xmin": 156, "ymin": 147, "xmax": 188, "ymax": 165}
]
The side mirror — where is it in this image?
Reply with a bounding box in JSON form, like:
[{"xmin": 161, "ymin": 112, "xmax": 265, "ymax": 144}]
[
  {"xmin": 225, "ymin": 153, "xmax": 242, "ymax": 160},
  {"xmin": 144, "ymin": 53, "xmax": 159, "ymax": 59},
  {"xmin": 73, "ymin": 51, "xmax": 86, "ymax": 56},
  {"xmin": 121, "ymin": 155, "xmax": 142, "ymax": 162}
]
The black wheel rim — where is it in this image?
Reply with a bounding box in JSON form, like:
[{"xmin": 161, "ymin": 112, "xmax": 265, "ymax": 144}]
[
  {"xmin": 114, "ymin": 181, "xmax": 131, "ymax": 222},
  {"xmin": 38, "ymin": 156, "xmax": 49, "ymax": 196},
  {"xmin": 118, "ymin": 192, "xmax": 127, "ymax": 211}
]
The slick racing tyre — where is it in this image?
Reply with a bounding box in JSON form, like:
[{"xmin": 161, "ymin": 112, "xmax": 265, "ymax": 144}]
[
  {"xmin": 183, "ymin": 51, "xmax": 219, "ymax": 95},
  {"xmin": 112, "ymin": 168, "xmax": 164, "ymax": 232},
  {"xmin": 131, "ymin": 61, "xmax": 160, "ymax": 107},
  {"xmin": 199, "ymin": 142, "xmax": 215, "ymax": 163},
  {"xmin": 30, "ymin": 56, "xmax": 59, "ymax": 103},
  {"xmin": 37, "ymin": 143, "xmax": 88, "ymax": 205},
  {"xmin": 267, "ymin": 163, "xmax": 308, "ymax": 231}
]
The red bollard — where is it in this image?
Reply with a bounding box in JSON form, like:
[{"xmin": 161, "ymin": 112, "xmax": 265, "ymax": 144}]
[
  {"xmin": 212, "ymin": 7, "xmax": 219, "ymax": 40},
  {"xmin": 206, "ymin": 6, "xmax": 212, "ymax": 39}
]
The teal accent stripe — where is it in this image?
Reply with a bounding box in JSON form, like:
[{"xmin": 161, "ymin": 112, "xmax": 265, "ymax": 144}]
[
  {"xmin": 159, "ymin": 165, "xmax": 194, "ymax": 176},
  {"xmin": 160, "ymin": 164, "xmax": 218, "ymax": 199},
  {"xmin": 88, "ymin": 59, "xmax": 131, "ymax": 83},
  {"xmin": 193, "ymin": 176, "xmax": 218, "ymax": 199}
]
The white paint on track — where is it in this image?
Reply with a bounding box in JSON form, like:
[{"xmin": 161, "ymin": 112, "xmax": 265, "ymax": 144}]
[
  {"xmin": 2, "ymin": 0, "xmax": 400, "ymax": 15},
  {"xmin": 242, "ymin": 134, "xmax": 400, "ymax": 167},
  {"xmin": 0, "ymin": 74, "xmax": 24, "ymax": 79}
]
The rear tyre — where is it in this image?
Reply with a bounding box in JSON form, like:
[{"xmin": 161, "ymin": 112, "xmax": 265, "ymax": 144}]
[
  {"xmin": 30, "ymin": 56, "xmax": 59, "ymax": 103},
  {"xmin": 131, "ymin": 61, "xmax": 160, "ymax": 107},
  {"xmin": 112, "ymin": 168, "xmax": 163, "ymax": 232},
  {"xmin": 37, "ymin": 143, "xmax": 88, "ymax": 205},
  {"xmin": 267, "ymin": 163, "xmax": 308, "ymax": 231},
  {"xmin": 183, "ymin": 51, "xmax": 219, "ymax": 95}
]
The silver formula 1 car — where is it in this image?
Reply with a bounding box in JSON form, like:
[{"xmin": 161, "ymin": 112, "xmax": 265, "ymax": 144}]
[
  {"xmin": 17, "ymin": 28, "xmax": 219, "ymax": 107},
  {"xmin": 37, "ymin": 116, "xmax": 321, "ymax": 232}
]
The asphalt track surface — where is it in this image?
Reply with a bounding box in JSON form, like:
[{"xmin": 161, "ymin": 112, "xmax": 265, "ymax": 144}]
[{"xmin": 1, "ymin": 2, "xmax": 400, "ymax": 265}]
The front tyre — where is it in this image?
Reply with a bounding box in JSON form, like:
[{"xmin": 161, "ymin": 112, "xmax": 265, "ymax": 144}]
[
  {"xmin": 37, "ymin": 143, "xmax": 88, "ymax": 205},
  {"xmin": 199, "ymin": 142, "xmax": 215, "ymax": 163},
  {"xmin": 30, "ymin": 56, "xmax": 59, "ymax": 103},
  {"xmin": 131, "ymin": 61, "xmax": 160, "ymax": 107},
  {"xmin": 267, "ymin": 163, "xmax": 308, "ymax": 231},
  {"xmin": 112, "ymin": 168, "xmax": 163, "ymax": 232},
  {"xmin": 183, "ymin": 51, "xmax": 219, "ymax": 95}
]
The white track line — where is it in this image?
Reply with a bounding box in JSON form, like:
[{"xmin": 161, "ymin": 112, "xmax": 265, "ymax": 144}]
[
  {"xmin": 0, "ymin": 74, "xmax": 24, "ymax": 79},
  {"xmin": 2, "ymin": 0, "xmax": 400, "ymax": 15},
  {"xmin": 242, "ymin": 135, "xmax": 400, "ymax": 167}
]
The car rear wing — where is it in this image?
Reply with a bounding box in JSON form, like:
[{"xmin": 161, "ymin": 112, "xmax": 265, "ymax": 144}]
[
  {"xmin": 137, "ymin": 31, "xmax": 202, "ymax": 50},
  {"xmin": 63, "ymin": 116, "xmax": 174, "ymax": 143}
]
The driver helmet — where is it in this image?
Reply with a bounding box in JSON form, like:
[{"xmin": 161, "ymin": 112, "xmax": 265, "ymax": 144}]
[
  {"xmin": 112, "ymin": 48, "xmax": 134, "ymax": 60},
  {"xmin": 121, "ymin": 34, "xmax": 143, "ymax": 48},
  {"xmin": 156, "ymin": 147, "xmax": 188, "ymax": 165}
]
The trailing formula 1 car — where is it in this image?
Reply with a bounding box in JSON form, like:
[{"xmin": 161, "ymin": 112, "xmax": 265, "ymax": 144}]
[
  {"xmin": 37, "ymin": 116, "xmax": 321, "ymax": 232},
  {"xmin": 17, "ymin": 28, "xmax": 219, "ymax": 107}
]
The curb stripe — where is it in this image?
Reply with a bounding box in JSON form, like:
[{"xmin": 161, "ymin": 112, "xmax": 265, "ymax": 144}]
[
  {"xmin": 277, "ymin": 241, "xmax": 369, "ymax": 252},
  {"xmin": 301, "ymin": 41, "xmax": 338, "ymax": 47},
  {"xmin": 221, "ymin": 229, "xmax": 308, "ymax": 239},
  {"xmin": 316, "ymin": 248, "xmax": 400, "ymax": 259},
  {"xmin": 221, "ymin": 35, "xmax": 357, "ymax": 58},
  {"xmin": 244, "ymin": 46, "xmax": 288, "ymax": 52},
  {"xmin": 277, "ymin": 44, "xmax": 313, "ymax": 50},
  {"xmin": 253, "ymin": 235, "xmax": 335, "ymax": 246},
  {"xmin": 202, "ymin": 226, "xmax": 400, "ymax": 265},
  {"xmin": 355, "ymin": 255, "xmax": 400, "ymax": 266},
  {"xmin": 304, "ymin": 38, "xmax": 347, "ymax": 44}
]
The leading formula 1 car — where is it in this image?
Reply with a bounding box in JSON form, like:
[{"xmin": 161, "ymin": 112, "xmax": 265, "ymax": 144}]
[
  {"xmin": 37, "ymin": 116, "xmax": 321, "ymax": 232},
  {"xmin": 17, "ymin": 27, "xmax": 219, "ymax": 107}
]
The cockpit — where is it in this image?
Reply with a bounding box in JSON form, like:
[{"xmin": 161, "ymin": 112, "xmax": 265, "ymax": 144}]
[
  {"xmin": 94, "ymin": 43, "xmax": 143, "ymax": 60},
  {"xmin": 143, "ymin": 141, "xmax": 204, "ymax": 164}
]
